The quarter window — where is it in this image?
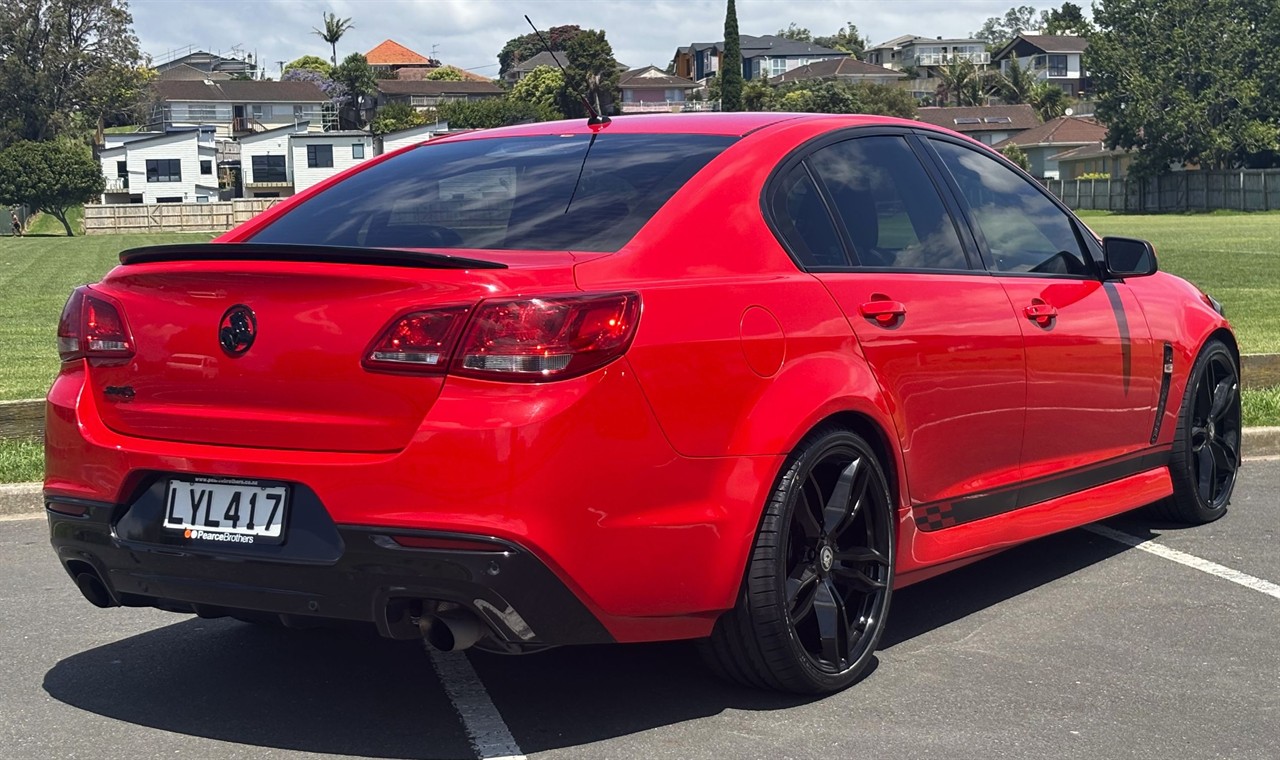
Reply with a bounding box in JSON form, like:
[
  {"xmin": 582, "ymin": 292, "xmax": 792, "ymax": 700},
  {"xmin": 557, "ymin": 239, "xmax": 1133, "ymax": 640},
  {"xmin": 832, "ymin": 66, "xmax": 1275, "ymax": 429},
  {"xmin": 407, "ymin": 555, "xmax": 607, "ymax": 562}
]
[
  {"xmin": 931, "ymin": 140, "xmax": 1090, "ymax": 275},
  {"xmin": 769, "ymin": 164, "xmax": 847, "ymax": 268},
  {"xmin": 307, "ymin": 144, "xmax": 334, "ymax": 168},
  {"xmin": 808, "ymin": 136, "xmax": 968, "ymax": 270}
]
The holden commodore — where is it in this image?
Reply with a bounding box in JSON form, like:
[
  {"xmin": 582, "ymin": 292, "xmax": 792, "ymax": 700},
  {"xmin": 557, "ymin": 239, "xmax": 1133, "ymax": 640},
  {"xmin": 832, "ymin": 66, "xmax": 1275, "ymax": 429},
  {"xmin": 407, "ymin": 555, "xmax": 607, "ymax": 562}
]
[{"xmin": 46, "ymin": 113, "xmax": 1241, "ymax": 694}]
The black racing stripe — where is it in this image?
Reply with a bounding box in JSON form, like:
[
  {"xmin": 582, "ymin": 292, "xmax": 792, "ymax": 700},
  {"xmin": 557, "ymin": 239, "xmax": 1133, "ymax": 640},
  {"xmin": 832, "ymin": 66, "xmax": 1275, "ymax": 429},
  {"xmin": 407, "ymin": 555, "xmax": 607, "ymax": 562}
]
[
  {"xmin": 913, "ymin": 448, "xmax": 1171, "ymax": 532},
  {"xmin": 1102, "ymin": 282, "xmax": 1132, "ymax": 394}
]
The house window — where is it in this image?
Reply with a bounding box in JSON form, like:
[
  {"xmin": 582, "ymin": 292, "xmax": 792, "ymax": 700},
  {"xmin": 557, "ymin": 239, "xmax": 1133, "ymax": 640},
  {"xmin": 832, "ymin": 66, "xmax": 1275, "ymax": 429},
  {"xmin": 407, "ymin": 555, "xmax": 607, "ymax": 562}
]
[
  {"xmin": 770, "ymin": 58, "xmax": 788, "ymax": 76},
  {"xmin": 145, "ymin": 159, "xmax": 181, "ymax": 183},
  {"xmin": 251, "ymin": 155, "xmax": 288, "ymax": 183},
  {"xmin": 665, "ymin": 89, "xmax": 685, "ymax": 102},
  {"xmin": 200, "ymin": 160, "xmax": 212, "ymax": 175},
  {"xmin": 352, "ymin": 143, "xmax": 365, "ymax": 159},
  {"xmin": 307, "ymin": 144, "xmax": 334, "ymax": 168},
  {"xmin": 410, "ymin": 96, "xmax": 431, "ymax": 107},
  {"xmin": 185, "ymin": 104, "xmax": 218, "ymax": 121},
  {"xmin": 155, "ymin": 197, "xmax": 183, "ymax": 203},
  {"xmin": 116, "ymin": 161, "xmax": 127, "ymax": 178},
  {"xmin": 294, "ymin": 105, "xmax": 305, "ymax": 119},
  {"xmin": 196, "ymin": 195, "xmax": 209, "ymax": 203},
  {"xmin": 251, "ymin": 104, "xmax": 265, "ymax": 120},
  {"xmin": 1047, "ymin": 54, "xmax": 1068, "ymax": 77}
]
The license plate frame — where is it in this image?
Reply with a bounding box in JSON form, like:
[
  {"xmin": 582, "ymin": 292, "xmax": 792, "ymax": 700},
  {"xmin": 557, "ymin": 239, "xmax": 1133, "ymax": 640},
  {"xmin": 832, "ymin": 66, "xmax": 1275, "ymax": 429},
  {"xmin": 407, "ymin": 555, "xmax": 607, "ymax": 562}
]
[{"xmin": 162, "ymin": 477, "xmax": 290, "ymax": 545}]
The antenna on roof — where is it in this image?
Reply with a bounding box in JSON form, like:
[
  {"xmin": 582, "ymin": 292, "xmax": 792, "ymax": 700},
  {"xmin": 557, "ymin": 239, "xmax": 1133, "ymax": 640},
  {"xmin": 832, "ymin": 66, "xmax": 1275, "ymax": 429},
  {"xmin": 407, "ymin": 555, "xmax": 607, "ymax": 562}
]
[{"xmin": 523, "ymin": 15, "xmax": 609, "ymax": 127}]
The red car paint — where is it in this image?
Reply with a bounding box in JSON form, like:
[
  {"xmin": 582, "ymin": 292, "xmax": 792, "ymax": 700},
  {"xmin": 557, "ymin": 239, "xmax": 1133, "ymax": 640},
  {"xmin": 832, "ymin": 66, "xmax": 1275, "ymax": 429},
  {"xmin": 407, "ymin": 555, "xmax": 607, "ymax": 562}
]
[{"xmin": 46, "ymin": 112, "xmax": 1234, "ymax": 645}]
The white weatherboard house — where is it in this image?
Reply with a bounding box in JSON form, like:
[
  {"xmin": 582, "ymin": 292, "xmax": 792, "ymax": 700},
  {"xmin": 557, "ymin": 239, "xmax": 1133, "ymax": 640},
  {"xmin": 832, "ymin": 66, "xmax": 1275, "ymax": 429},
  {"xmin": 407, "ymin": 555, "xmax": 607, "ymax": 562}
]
[
  {"xmin": 376, "ymin": 121, "xmax": 448, "ymax": 155},
  {"xmin": 239, "ymin": 122, "xmax": 309, "ymax": 198},
  {"xmin": 289, "ymin": 131, "xmax": 374, "ymax": 193},
  {"xmin": 99, "ymin": 127, "xmax": 220, "ymax": 204}
]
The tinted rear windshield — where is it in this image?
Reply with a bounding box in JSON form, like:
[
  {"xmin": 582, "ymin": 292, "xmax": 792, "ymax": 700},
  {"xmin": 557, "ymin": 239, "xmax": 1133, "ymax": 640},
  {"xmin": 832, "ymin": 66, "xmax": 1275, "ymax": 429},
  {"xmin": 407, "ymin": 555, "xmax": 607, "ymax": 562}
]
[{"xmin": 250, "ymin": 133, "xmax": 735, "ymax": 253}]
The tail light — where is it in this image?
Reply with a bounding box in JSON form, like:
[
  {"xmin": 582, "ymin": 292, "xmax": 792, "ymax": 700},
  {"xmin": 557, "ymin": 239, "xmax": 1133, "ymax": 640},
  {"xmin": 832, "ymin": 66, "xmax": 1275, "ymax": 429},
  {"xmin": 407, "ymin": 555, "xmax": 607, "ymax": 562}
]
[
  {"xmin": 57, "ymin": 286, "xmax": 134, "ymax": 362},
  {"xmin": 363, "ymin": 292, "xmax": 640, "ymax": 382}
]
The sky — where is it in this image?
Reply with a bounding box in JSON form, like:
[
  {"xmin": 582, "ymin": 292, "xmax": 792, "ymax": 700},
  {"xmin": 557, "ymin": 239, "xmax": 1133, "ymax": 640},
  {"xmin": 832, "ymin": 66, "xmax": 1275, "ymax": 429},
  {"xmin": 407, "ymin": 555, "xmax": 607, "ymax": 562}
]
[{"xmin": 127, "ymin": 0, "xmax": 1046, "ymax": 77}]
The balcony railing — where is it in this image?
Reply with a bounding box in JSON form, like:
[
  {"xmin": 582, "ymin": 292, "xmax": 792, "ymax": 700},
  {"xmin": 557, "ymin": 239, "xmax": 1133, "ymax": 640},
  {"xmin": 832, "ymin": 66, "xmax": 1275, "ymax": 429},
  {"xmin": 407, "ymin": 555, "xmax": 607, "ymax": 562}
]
[
  {"xmin": 104, "ymin": 177, "xmax": 129, "ymax": 192},
  {"xmin": 619, "ymin": 100, "xmax": 720, "ymax": 113},
  {"xmin": 910, "ymin": 52, "xmax": 991, "ymax": 67}
]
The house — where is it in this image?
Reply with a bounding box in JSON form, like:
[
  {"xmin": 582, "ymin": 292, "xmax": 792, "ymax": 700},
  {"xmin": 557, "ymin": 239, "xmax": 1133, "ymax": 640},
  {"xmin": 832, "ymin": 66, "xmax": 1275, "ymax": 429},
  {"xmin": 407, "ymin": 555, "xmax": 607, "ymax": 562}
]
[
  {"xmin": 504, "ymin": 51, "xmax": 566, "ymax": 84},
  {"xmin": 770, "ymin": 57, "xmax": 907, "ymax": 87},
  {"xmin": 148, "ymin": 80, "xmax": 331, "ymax": 137},
  {"xmin": 376, "ymin": 79, "xmax": 504, "ymax": 111},
  {"xmin": 994, "ymin": 115, "xmax": 1108, "ymax": 178},
  {"xmin": 863, "ymin": 35, "xmax": 991, "ymax": 101},
  {"xmin": 913, "ymin": 105, "xmax": 1041, "ymax": 146},
  {"xmin": 992, "ymin": 35, "xmax": 1090, "ymax": 98},
  {"xmin": 617, "ymin": 66, "xmax": 700, "ymax": 113},
  {"xmin": 289, "ymin": 132, "xmax": 374, "ymax": 194},
  {"xmin": 376, "ymin": 121, "xmax": 449, "ymax": 155},
  {"xmin": 239, "ymin": 122, "xmax": 309, "ymax": 198},
  {"xmin": 671, "ymin": 35, "xmax": 848, "ymax": 85},
  {"xmin": 98, "ymin": 127, "xmax": 221, "ymax": 205},
  {"xmin": 366, "ymin": 40, "xmax": 439, "ymax": 74},
  {"xmin": 153, "ymin": 49, "xmax": 257, "ymax": 81},
  {"xmin": 1050, "ymin": 142, "xmax": 1133, "ymax": 180}
]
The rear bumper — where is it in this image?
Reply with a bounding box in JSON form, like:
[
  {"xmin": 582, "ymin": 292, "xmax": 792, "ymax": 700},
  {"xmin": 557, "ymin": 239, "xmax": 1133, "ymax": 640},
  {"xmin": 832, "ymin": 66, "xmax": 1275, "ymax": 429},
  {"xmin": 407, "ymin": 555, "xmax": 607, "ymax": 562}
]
[{"xmin": 48, "ymin": 487, "xmax": 613, "ymax": 649}]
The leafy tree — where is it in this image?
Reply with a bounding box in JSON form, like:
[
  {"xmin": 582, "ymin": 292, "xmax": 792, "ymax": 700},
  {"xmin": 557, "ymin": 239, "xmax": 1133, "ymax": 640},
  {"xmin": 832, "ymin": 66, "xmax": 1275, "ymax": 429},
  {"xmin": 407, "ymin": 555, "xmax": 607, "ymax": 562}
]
[
  {"xmin": 1000, "ymin": 143, "xmax": 1032, "ymax": 171},
  {"xmin": 1028, "ymin": 80, "xmax": 1069, "ymax": 120},
  {"xmin": 935, "ymin": 59, "xmax": 989, "ymax": 107},
  {"xmin": 0, "ymin": 0, "xmax": 147, "ymax": 147},
  {"xmin": 768, "ymin": 81, "xmax": 917, "ymax": 118},
  {"xmin": 312, "ymin": 11, "xmax": 354, "ymax": 67},
  {"xmin": 851, "ymin": 81, "xmax": 918, "ymax": 119},
  {"xmin": 370, "ymin": 102, "xmax": 426, "ymax": 135},
  {"xmin": 1090, "ymin": 0, "xmax": 1279, "ymax": 173},
  {"xmin": 720, "ymin": 0, "xmax": 744, "ymax": 111},
  {"xmin": 993, "ymin": 56, "xmax": 1036, "ymax": 104},
  {"xmin": 430, "ymin": 98, "xmax": 558, "ymax": 129},
  {"xmin": 973, "ymin": 5, "xmax": 1044, "ymax": 47},
  {"xmin": 509, "ymin": 65, "xmax": 565, "ymax": 117},
  {"xmin": 332, "ymin": 53, "xmax": 377, "ymax": 128},
  {"xmin": 498, "ymin": 25, "xmax": 582, "ymax": 78},
  {"xmin": 776, "ymin": 23, "xmax": 811, "ymax": 42},
  {"xmin": 0, "ymin": 139, "xmax": 103, "ymax": 236},
  {"xmin": 742, "ymin": 78, "xmax": 775, "ymax": 111},
  {"xmin": 426, "ymin": 66, "xmax": 466, "ymax": 81},
  {"xmin": 1044, "ymin": 2, "xmax": 1093, "ymax": 35},
  {"xmin": 561, "ymin": 30, "xmax": 619, "ymax": 119},
  {"xmin": 282, "ymin": 67, "xmax": 342, "ymax": 102},
  {"xmin": 814, "ymin": 22, "xmax": 868, "ymax": 57},
  {"xmin": 284, "ymin": 55, "xmax": 332, "ymax": 78}
]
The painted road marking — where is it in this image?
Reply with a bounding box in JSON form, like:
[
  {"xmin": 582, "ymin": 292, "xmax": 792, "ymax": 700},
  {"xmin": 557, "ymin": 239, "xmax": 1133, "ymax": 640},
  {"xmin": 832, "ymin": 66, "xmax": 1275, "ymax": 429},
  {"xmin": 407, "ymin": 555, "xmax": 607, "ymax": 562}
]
[
  {"xmin": 429, "ymin": 647, "xmax": 526, "ymax": 760},
  {"xmin": 1086, "ymin": 524, "xmax": 1280, "ymax": 601},
  {"xmin": 0, "ymin": 513, "xmax": 44, "ymax": 522}
]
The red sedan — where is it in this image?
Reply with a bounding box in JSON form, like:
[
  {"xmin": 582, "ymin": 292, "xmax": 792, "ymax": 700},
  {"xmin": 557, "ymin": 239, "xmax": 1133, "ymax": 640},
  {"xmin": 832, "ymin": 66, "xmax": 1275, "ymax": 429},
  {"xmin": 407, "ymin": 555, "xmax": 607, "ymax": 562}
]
[{"xmin": 46, "ymin": 113, "xmax": 1240, "ymax": 694}]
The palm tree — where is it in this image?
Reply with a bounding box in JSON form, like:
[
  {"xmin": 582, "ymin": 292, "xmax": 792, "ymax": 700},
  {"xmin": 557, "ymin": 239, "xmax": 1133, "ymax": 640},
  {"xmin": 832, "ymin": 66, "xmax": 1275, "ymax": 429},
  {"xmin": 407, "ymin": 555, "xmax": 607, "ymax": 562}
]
[
  {"xmin": 313, "ymin": 12, "xmax": 354, "ymax": 67},
  {"xmin": 1029, "ymin": 81, "xmax": 1070, "ymax": 120},
  {"xmin": 994, "ymin": 57, "xmax": 1036, "ymax": 105},
  {"xmin": 935, "ymin": 59, "xmax": 988, "ymax": 107}
]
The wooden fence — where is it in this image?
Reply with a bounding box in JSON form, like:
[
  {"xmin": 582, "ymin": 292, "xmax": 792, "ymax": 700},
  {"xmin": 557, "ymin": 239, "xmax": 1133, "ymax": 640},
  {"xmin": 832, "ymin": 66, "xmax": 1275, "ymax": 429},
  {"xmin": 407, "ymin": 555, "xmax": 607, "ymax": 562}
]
[
  {"xmin": 1044, "ymin": 169, "xmax": 1280, "ymax": 213},
  {"xmin": 84, "ymin": 199, "xmax": 283, "ymax": 235}
]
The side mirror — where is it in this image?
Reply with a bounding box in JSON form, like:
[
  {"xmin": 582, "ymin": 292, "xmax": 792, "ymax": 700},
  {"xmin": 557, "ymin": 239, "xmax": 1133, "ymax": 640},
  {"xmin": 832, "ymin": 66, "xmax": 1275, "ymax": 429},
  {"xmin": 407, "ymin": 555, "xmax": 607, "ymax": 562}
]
[{"xmin": 1102, "ymin": 237, "xmax": 1158, "ymax": 278}]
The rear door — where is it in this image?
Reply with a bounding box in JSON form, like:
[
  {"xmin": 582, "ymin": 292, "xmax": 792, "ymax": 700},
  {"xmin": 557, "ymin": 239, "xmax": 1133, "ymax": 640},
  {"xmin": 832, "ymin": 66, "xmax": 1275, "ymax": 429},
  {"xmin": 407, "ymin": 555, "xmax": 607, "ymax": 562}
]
[
  {"xmin": 772, "ymin": 132, "xmax": 1028, "ymax": 507},
  {"xmin": 924, "ymin": 136, "xmax": 1158, "ymax": 481}
]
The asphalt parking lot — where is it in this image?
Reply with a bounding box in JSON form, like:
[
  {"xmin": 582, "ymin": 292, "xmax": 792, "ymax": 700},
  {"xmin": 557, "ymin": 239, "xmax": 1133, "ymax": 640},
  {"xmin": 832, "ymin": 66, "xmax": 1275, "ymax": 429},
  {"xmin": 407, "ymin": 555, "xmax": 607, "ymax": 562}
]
[{"xmin": 2, "ymin": 461, "xmax": 1277, "ymax": 760}]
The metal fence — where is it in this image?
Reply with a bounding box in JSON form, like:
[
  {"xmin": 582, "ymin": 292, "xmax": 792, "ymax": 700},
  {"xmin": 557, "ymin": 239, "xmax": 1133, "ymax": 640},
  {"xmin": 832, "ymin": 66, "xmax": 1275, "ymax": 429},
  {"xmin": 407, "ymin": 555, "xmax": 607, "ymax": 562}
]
[
  {"xmin": 1044, "ymin": 169, "xmax": 1280, "ymax": 213},
  {"xmin": 84, "ymin": 199, "xmax": 282, "ymax": 235}
]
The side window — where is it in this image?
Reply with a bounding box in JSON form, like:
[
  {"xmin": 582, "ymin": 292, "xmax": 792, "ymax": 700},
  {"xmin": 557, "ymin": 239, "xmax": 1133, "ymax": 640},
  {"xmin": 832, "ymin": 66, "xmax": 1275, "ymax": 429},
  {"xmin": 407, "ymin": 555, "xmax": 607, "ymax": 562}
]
[
  {"xmin": 768, "ymin": 163, "xmax": 848, "ymax": 268},
  {"xmin": 932, "ymin": 140, "xmax": 1090, "ymax": 276},
  {"xmin": 808, "ymin": 136, "xmax": 968, "ymax": 270}
]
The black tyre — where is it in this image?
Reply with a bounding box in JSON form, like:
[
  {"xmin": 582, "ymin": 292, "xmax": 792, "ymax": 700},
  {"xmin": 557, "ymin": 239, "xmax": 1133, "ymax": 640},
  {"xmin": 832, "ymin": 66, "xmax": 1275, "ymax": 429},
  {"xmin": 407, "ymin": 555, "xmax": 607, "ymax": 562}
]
[
  {"xmin": 1157, "ymin": 339, "xmax": 1241, "ymax": 524},
  {"xmin": 700, "ymin": 426, "xmax": 895, "ymax": 694}
]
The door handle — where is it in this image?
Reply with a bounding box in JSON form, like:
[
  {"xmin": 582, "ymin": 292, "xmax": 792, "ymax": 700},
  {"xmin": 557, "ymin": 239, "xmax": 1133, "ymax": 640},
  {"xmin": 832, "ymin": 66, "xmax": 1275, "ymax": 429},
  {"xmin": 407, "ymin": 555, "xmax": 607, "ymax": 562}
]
[
  {"xmin": 859, "ymin": 300, "xmax": 907, "ymax": 325},
  {"xmin": 1024, "ymin": 300, "xmax": 1058, "ymax": 326}
]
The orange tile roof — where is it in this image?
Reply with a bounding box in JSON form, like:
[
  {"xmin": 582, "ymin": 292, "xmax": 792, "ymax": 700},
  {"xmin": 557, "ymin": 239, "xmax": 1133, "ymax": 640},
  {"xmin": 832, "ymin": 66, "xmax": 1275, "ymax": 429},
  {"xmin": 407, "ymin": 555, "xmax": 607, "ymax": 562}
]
[{"xmin": 366, "ymin": 40, "xmax": 431, "ymax": 66}]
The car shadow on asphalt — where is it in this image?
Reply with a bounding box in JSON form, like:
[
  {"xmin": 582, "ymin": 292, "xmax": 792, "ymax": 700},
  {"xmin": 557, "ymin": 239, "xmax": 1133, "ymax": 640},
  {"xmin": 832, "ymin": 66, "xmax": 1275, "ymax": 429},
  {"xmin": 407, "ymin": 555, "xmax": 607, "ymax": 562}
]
[{"xmin": 42, "ymin": 526, "xmax": 1144, "ymax": 758}]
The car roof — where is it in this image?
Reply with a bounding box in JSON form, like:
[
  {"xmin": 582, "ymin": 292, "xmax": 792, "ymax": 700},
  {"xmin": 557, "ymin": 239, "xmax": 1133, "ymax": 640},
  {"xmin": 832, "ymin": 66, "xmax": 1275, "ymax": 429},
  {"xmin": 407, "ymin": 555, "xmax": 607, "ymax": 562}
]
[{"xmin": 434, "ymin": 112, "xmax": 929, "ymax": 140}]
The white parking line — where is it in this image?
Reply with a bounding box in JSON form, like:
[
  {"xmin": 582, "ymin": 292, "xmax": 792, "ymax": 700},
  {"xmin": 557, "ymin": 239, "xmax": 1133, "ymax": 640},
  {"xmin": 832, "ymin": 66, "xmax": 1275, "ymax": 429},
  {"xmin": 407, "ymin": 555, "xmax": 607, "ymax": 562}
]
[
  {"xmin": 1086, "ymin": 524, "xmax": 1280, "ymax": 601},
  {"xmin": 429, "ymin": 648, "xmax": 526, "ymax": 760}
]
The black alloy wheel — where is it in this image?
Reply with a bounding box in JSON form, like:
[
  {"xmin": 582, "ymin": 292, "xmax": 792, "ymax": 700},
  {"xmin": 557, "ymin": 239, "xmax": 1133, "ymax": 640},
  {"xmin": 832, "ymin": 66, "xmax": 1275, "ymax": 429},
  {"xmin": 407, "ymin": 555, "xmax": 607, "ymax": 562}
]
[
  {"xmin": 1159, "ymin": 339, "xmax": 1241, "ymax": 523},
  {"xmin": 701, "ymin": 426, "xmax": 895, "ymax": 694}
]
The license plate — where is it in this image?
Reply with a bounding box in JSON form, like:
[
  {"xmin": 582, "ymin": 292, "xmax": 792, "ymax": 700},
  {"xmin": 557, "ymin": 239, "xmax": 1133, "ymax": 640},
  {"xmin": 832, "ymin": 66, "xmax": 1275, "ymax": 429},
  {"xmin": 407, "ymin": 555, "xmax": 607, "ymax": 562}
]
[{"xmin": 164, "ymin": 478, "xmax": 288, "ymax": 544}]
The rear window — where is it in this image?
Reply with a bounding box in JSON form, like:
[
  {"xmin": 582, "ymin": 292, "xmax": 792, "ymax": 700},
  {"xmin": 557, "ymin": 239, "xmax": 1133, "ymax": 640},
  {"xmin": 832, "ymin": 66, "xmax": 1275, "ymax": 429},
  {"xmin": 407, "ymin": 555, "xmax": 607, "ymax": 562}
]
[{"xmin": 250, "ymin": 133, "xmax": 735, "ymax": 252}]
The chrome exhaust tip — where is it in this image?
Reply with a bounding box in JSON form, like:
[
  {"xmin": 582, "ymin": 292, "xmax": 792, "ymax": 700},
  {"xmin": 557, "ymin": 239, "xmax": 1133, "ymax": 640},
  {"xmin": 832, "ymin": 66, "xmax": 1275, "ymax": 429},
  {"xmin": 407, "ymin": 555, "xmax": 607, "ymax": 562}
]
[{"xmin": 421, "ymin": 609, "xmax": 485, "ymax": 652}]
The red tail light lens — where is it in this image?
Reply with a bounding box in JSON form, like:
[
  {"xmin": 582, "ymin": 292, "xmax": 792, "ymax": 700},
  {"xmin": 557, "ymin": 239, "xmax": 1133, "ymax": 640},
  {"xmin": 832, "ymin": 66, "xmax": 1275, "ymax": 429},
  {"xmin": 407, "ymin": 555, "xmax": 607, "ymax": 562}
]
[
  {"xmin": 57, "ymin": 286, "xmax": 134, "ymax": 362},
  {"xmin": 364, "ymin": 306, "xmax": 469, "ymax": 373},
  {"xmin": 453, "ymin": 293, "xmax": 640, "ymax": 381}
]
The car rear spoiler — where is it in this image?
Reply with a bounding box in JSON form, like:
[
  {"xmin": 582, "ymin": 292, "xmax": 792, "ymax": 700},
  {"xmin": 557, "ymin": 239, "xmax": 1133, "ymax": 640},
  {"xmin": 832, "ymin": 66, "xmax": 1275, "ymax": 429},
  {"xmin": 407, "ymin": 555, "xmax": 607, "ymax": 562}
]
[{"xmin": 118, "ymin": 243, "xmax": 507, "ymax": 270}]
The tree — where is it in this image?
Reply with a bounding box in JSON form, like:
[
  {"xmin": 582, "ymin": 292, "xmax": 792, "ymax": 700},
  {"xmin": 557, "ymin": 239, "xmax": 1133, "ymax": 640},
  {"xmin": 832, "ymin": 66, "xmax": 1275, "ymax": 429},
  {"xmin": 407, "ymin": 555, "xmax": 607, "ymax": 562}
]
[
  {"xmin": 497, "ymin": 25, "xmax": 582, "ymax": 78},
  {"xmin": 999, "ymin": 143, "xmax": 1031, "ymax": 171},
  {"xmin": 430, "ymin": 98, "xmax": 558, "ymax": 129},
  {"xmin": 936, "ymin": 59, "xmax": 989, "ymax": 107},
  {"xmin": 1028, "ymin": 80, "xmax": 1069, "ymax": 120},
  {"xmin": 767, "ymin": 81, "xmax": 917, "ymax": 118},
  {"xmin": 742, "ymin": 78, "xmax": 775, "ymax": 111},
  {"xmin": 720, "ymin": 0, "xmax": 744, "ymax": 111},
  {"xmin": 284, "ymin": 55, "xmax": 332, "ymax": 78},
  {"xmin": 1090, "ymin": 0, "xmax": 1279, "ymax": 173},
  {"xmin": 509, "ymin": 65, "xmax": 565, "ymax": 118},
  {"xmin": 0, "ymin": 140, "xmax": 103, "ymax": 236},
  {"xmin": 993, "ymin": 56, "xmax": 1037, "ymax": 104},
  {"xmin": 331, "ymin": 53, "xmax": 377, "ymax": 128},
  {"xmin": 561, "ymin": 30, "xmax": 619, "ymax": 118},
  {"xmin": 425, "ymin": 66, "xmax": 466, "ymax": 81},
  {"xmin": 312, "ymin": 11, "xmax": 354, "ymax": 67},
  {"xmin": 973, "ymin": 5, "xmax": 1043, "ymax": 47},
  {"xmin": 814, "ymin": 22, "xmax": 868, "ymax": 57},
  {"xmin": 370, "ymin": 102, "xmax": 426, "ymax": 135},
  {"xmin": 0, "ymin": 0, "xmax": 147, "ymax": 147},
  {"xmin": 1044, "ymin": 2, "xmax": 1093, "ymax": 35},
  {"xmin": 776, "ymin": 23, "xmax": 811, "ymax": 42}
]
